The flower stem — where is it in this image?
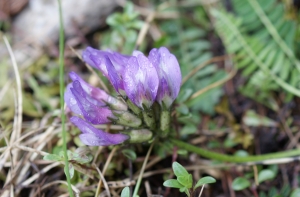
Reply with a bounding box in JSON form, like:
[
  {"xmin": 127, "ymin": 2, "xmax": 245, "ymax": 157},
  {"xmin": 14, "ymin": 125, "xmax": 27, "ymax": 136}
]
[
  {"xmin": 57, "ymin": 0, "xmax": 74, "ymax": 196},
  {"xmin": 171, "ymin": 138, "xmax": 300, "ymax": 163},
  {"xmin": 132, "ymin": 141, "xmax": 155, "ymax": 197}
]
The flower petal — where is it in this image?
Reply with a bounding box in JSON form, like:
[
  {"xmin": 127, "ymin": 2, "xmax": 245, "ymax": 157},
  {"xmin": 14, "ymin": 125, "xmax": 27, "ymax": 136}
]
[
  {"xmin": 124, "ymin": 54, "xmax": 158, "ymax": 108},
  {"xmin": 64, "ymin": 83, "xmax": 83, "ymax": 116},
  {"xmin": 71, "ymin": 80, "xmax": 115, "ymax": 124},
  {"xmin": 82, "ymin": 47, "xmax": 109, "ymax": 77},
  {"xmin": 82, "ymin": 47, "xmax": 130, "ymax": 94},
  {"xmin": 149, "ymin": 47, "xmax": 181, "ymax": 108},
  {"xmin": 105, "ymin": 56, "xmax": 124, "ymax": 93},
  {"xmin": 69, "ymin": 72, "xmax": 108, "ymax": 104},
  {"xmin": 71, "ymin": 116, "xmax": 129, "ymax": 146}
]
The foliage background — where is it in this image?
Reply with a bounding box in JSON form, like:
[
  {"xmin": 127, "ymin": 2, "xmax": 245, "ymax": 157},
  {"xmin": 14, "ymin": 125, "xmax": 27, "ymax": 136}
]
[{"xmin": 1, "ymin": 0, "xmax": 300, "ymax": 196}]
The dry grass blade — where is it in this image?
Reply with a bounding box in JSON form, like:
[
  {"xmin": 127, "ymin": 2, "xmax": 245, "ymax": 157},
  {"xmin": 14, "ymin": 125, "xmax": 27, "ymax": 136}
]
[
  {"xmin": 189, "ymin": 68, "xmax": 237, "ymax": 100},
  {"xmin": 95, "ymin": 146, "xmax": 118, "ymax": 197},
  {"xmin": 94, "ymin": 164, "xmax": 111, "ymax": 197},
  {"xmin": 21, "ymin": 162, "xmax": 61, "ymax": 186},
  {"xmin": 39, "ymin": 180, "xmax": 80, "ymax": 197},
  {"xmin": 2, "ymin": 35, "xmax": 23, "ymax": 197},
  {"xmin": 181, "ymin": 55, "xmax": 232, "ymax": 85},
  {"xmin": 135, "ymin": 11, "xmax": 155, "ymax": 49}
]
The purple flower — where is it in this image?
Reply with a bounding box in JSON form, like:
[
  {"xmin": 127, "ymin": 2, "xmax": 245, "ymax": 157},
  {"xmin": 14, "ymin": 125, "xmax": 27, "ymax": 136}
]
[
  {"xmin": 71, "ymin": 116, "xmax": 129, "ymax": 146},
  {"xmin": 64, "ymin": 73, "xmax": 116, "ymax": 124},
  {"xmin": 69, "ymin": 72, "xmax": 127, "ymax": 111},
  {"xmin": 123, "ymin": 51, "xmax": 159, "ymax": 109},
  {"xmin": 82, "ymin": 47, "xmax": 130, "ymax": 94},
  {"xmin": 149, "ymin": 47, "xmax": 181, "ymax": 108}
]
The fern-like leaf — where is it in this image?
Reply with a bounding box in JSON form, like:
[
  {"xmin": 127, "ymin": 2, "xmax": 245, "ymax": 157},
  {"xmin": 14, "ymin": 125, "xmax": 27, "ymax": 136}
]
[{"xmin": 211, "ymin": 0, "xmax": 300, "ymax": 109}]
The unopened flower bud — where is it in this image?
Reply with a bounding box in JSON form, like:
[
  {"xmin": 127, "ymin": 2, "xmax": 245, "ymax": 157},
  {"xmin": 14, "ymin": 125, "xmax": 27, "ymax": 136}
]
[
  {"xmin": 126, "ymin": 99, "xmax": 141, "ymax": 115},
  {"xmin": 160, "ymin": 110, "xmax": 170, "ymax": 137},
  {"xmin": 123, "ymin": 129, "xmax": 153, "ymax": 143},
  {"xmin": 149, "ymin": 47, "xmax": 181, "ymax": 108},
  {"xmin": 106, "ymin": 96, "xmax": 128, "ymax": 111},
  {"xmin": 114, "ymin": 111, "xmax": 142, "ymax": 128},
  {"xmin": 142, "ymin": 110, "xmax": 156, "ymax": 130}
]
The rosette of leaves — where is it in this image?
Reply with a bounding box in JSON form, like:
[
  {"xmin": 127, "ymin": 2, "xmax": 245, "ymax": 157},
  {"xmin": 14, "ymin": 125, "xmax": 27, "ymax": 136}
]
[{"xmin": 163, "ymin": 162, "xmax": 216, "ymax": 197}]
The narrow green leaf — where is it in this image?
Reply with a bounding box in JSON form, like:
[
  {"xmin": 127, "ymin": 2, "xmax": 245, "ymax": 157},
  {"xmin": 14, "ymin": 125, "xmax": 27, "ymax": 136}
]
[
  {"xmin": 194, "ymin": 176, "xmax": 216, "ymax": 189},
  {"xmin": 232, "ymin": 177, "xmax": 251, "ymax": 191},
  {"xmin": 258, "ymin": 169, "xmax": 275, "ymax": 183},
  {"xmin": 120, "ymin": 187, "xmax": 130, "ymax": 197},
  {"xmin": 172, "ymin": 162, "xmax": 189, "ymax": 177},
  {"xmin": 163, "ymin": 179, "xmax": 184, "ymax": 189}
]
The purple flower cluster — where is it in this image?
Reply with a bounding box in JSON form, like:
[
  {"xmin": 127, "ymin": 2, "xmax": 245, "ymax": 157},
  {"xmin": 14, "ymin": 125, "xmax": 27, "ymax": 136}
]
[{"xmin": 65, "ymin": 47, "xmax": 181, "ymax": 146}]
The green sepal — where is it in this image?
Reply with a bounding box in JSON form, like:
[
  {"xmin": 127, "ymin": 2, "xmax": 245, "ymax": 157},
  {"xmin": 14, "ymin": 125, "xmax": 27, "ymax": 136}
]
[{"xmin": 122, "ymin": 129, "xmax": 153, "ymax": 143}]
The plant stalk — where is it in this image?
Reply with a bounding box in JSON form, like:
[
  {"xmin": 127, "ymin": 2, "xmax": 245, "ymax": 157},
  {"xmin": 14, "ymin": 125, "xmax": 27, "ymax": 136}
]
[
  {"xmin": 171, "ymin": 138, "xmax": 300, "ymax": 163},
  {"xmin": 58, "ymin": 0, "xmax": 74, "ymax": 196}
]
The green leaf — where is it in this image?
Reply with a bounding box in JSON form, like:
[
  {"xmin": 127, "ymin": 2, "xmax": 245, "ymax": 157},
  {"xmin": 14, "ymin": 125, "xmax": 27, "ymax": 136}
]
[
  {"xmin": 232, "ymin": 177, "xmax": 251, "ymax": 191},
  {"xmin": 43, "ymin": 154, "xmax": 62, "ymax": 161},
  {"xmin": 194, "ymin": 176, "xmax": 216, "ymax": 189},
  {"xmin": 172, "ymin": 162, "xmax": 189, "ymax": 177},
  {"xmin": 120, "ymin": 187, "xmax": 130, "ymax": 197},
  {"xmin": 180, "ymin": 124, "xmax": 197, "ymax": 135},
  {"xmin": 163, "ymin": 179, "xmax": 184, "ymax": 189},
  {"xmin": 122, "ymin": 149, "xmax": 137, "ymax": 161},
  {"xmin": 290, "ymin": 188, "xmax": 300, "ymax": 197},
  {"xmin": 258, "ymin": 169, "xmax": 275, "ymax": 183},
  {"xmin": 64, "ymin": 163, "xmax": 74, "ymax": 179},
  {"xmin": 177, "ymin": 174, "xmax": 193, "ymax": 189}
]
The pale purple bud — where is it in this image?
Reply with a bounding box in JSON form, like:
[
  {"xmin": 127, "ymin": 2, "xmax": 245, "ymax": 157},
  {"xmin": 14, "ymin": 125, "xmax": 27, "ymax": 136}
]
[
  {"xmin": 71, "ymin": 116, "xmax": 129, "ymax": 146},
  {"xmin": 65, "ymin": 79, "xmax": 115, "ymax": 124},
  {"xmin": 68, "ymin": 72, "xmax": 127, "ymax": 111},
  {"xmin": 82, "ymin": 47, "xmax": 130, "ymax": 94},
  {"xmin": 149, "ymin": 47, "xmax": 182, "ymax": 108},
  {"xmin": 123, "ymin": 52, "xmax": 159, "ymax": 109}
]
